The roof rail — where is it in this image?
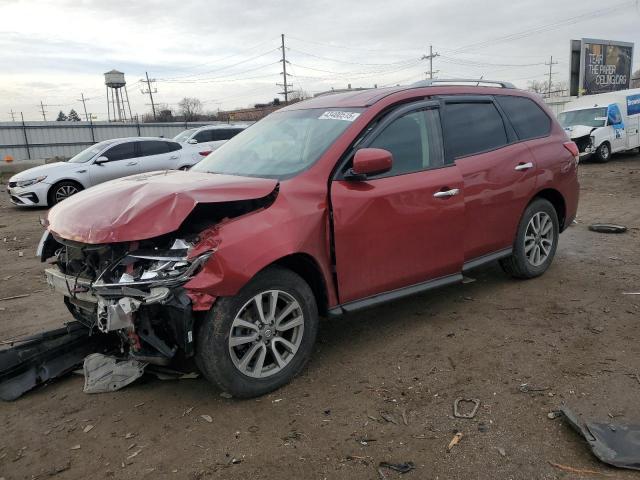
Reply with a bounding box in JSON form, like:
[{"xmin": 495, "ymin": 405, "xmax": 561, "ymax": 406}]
[{"xmin": 412, "ymin": 78, "xmax": 516, "ymax": 89}]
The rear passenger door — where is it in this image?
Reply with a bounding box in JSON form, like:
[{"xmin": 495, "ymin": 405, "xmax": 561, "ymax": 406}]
[
  {"xmin": 137, "ymin": 140, "xmax": 182, "ymax": 172},
  {"xmin": 442, "ymin": 96, "xmax": 538, "ymax": 262}
]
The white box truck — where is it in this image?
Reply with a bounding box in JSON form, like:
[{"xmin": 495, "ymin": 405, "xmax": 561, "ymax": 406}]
[{"xmin": 558, "ymin": 88, "xmax": 640, "ymax": 162}]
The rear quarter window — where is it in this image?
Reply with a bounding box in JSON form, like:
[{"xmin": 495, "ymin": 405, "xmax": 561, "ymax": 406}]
[
  {"xmin": 495, "ymin": 95, "xmax": 551, "ymax": 140},
  {"xmin": 444, "ymin": 102, "xmax": 508, "ymax": 159}
]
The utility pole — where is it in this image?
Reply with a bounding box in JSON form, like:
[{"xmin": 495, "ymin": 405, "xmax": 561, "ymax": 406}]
[
  {"xmin": 545, "ymin": 55, "xmax": 558, "ymax": 98},
  {"xmin": 141, "ymin": 72, "xmax": 157, "ymax": 120},
  {"xmin": 422, "ymin": 45, "xmax": 440, "ymax": 79},
  {"xmin": 39, "ymin": 101, "xmax": 47, "ymax": 121},
  {"xmin": 78, "ymin": 93, "xmax": 89, "ymax": 121},
  {"xmin": 277, "ymin": 34, "xmax": 293, "ymax": 103},
  {"xmin": 8, "ymin": 109, "xmax": 16, "ymax": 122}
]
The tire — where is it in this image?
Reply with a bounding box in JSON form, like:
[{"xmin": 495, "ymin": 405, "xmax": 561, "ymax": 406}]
[
  {"xmin": 195, "ymin": 266, "xmax": 318, "ymax": 398},
  {"xmin": 594, "ymin": 142, "xmax": 611, "ymax": 163},
  {"xmin": 500, "ymin": 198, "xmax": 559, "ymax": 279},
  {"xmin": 178, "ymin": 166, "xmax": 191, "ymax": 171},
  {"xmin": 47, "ymin": 180, "xmax": 83, "ymax": 206}
]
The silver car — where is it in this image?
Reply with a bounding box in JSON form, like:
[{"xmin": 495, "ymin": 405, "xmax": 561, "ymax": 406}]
[{"xmin": 7, "ymin": 137, "xmax": 195, "ymax": 207}]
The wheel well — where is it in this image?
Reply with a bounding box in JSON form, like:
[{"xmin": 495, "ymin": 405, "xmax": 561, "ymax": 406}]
[
  {"xmin": 47, "ymin": 179, "xmax": 83, "ymax": 204},
  {"xmin": 534, "ymin": 188, "xmax": 566, "ymax": 230},
  {"xmin": 272, "ymin": 254, "xmax": 329, "ymax": 316}
]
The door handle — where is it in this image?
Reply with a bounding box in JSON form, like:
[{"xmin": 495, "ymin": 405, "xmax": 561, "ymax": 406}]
[
  {"xmin": 514, "ymin": 162, "xmax": 533, "ymax": 171},
  {"xmin": 170, "ymin": 155, "xmax": 179, "ymax": 160},
  {"xmin": 433, "ymin": 188, "xmax": 460, "ymax": 198},
  {"xmin": 126, "ymin": 161, "xmax": 138, "ymax": 166}
]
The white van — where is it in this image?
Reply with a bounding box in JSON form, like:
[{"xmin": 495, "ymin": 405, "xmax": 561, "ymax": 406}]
[{"xmin": 558, "ymin": 88, "xmax": 640, "ymax": 162}]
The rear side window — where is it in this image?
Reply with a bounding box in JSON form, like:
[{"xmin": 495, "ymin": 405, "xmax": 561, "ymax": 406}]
[
  {"xmin": 444, "ymin": 102, "xmax": 508, "ymax": 159},
  {"xmin": 212, "ymin": 129, "xmax": 243, "ymax": 141},
  {"xmin": 104, "ymin": 142, "xmax": 137, "ymax": 161},
  {"xmin": 166, "ymin": 141, "xmax": 182, "ymax": 152},
  {"xmin": 139, "ymin": 140, "xmax": 172, "ymax": 156},
  {"xmin": 495, "ymin": 96, "xmax": 551, "ymax": 140}
]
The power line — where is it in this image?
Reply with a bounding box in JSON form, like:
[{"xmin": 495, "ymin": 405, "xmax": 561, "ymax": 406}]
[{"xmin": 287, "ymin": 47, "xmax": 417, "ymax": 67}]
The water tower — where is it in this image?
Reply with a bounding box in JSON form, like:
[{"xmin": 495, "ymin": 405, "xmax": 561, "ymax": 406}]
[{"xmin": 104, "ymin": 69, "xmax": 133, "ymax": 122}]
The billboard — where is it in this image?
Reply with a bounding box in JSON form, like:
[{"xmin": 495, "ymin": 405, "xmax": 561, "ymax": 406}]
[{"xmin": 569, "ymin": 38, "xmax": 634, "ymax": 96}]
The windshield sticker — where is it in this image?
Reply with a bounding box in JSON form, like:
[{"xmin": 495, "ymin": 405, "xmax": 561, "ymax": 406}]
[
  {"xmin": 319, "ymin": 111, "xmax": 361, "ymax": 122},
  {"xmin": 594, "ymin": 117, "xmax": 607, "ymax": 121}
]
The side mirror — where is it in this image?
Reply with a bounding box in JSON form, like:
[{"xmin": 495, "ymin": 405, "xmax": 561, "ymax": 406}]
[
  {"xmin": 187, "ymin": 139, "xmax": 198, "ymax": 144},
  {"xmin": 347, "ymin": 148, "xmax": 393, "ymax": 180},
  {"xmin": 94, "ymin": 156, "xmax": 108, "ymax": 165}
]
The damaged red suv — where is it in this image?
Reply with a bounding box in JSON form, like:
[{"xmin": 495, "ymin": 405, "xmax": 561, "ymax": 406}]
[{"xmin": 39, "ymin": 80, "xmax": 579, "ymax": 397}]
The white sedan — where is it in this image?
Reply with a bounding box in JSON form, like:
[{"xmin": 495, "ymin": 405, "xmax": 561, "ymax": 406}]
[
  {"xmin": 7, "ymin": 137, "xmax": 196, "ymax": 207},
  {"xmin": 173, "ymin": 125, "xmax": 247, "ymax": 163}
]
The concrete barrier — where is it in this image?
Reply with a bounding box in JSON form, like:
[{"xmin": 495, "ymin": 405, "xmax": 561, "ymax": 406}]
[{"xmin": 0, "ymin": 159, "xmax": 48, "ymax": 175}]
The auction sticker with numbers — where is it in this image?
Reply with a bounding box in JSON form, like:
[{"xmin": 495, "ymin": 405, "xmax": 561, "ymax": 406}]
[{"xmin": 318, "ymin": 111, "xmax": 361, "ymax": 121}]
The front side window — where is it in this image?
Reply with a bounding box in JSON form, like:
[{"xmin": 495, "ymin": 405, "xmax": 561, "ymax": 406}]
[
  {"xmin": 192, "ymin": 108, "xmax": 363, "ymax": 179},
  {"xmin": 444, "ymin": 102, "xmax": 508, "ymax": 159},
  {"xmin": 194, "ymin": 130, "xmax": 213, "ymax": 143},
  {"xmin": 68, "ymin": 140, "xmax": 116, "ymax": 163},
  {"xmin": 173, "ymin": 129, "xmax": 196, "ymax": 142},
  {"xmin": 495, "ymin": 95, "xmax": 551, "ymax": 140},
  {"xmin": 366, "ymin": 109, "xmax": 444, "ymax": 178},
  {"xmin": 103, "ymin": 142, "xmax": 138, "ymax": 162}
]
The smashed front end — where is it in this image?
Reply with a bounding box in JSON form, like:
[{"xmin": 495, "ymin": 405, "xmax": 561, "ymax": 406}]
[{"xmin": 41, "ymin": 231, "xmax": 213, "ymax": 367}]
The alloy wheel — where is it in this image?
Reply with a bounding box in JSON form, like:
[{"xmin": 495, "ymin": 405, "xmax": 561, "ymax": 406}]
[
  {"xmin": 55, "ymin": 184, "xmax": 78, "ymax": 202},
  {"xmin": 524, "ymin": 211, "xmax": 553, "ymax": 267},
  {"xmin": 228, "ymin": 290, "xmax": 304, "ymax": 378}
]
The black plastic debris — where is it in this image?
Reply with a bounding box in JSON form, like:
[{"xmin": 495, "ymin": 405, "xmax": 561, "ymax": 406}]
[
  {"xmin": 0, "ymin": 322, "xmax": 117, "ymax": 401},
  {"xmin": 379, "ymin": 462, "xmax": 415, "ymax": 474},
  {"xmin": 560, "ymin": 405, "xmax": 640, "ymax": 471},
  {"xmin": 588, "ymin": 224, "xmax": 627, "ymax": 234}
]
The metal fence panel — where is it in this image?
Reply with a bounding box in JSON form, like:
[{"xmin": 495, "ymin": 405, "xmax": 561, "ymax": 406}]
[{"xmin": 0, "ymin": 121, "xmax": 240, "ymax": 161}]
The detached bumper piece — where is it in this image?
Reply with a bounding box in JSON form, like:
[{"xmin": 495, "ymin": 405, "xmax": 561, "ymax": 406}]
[
  {"xmin": 561, "ymin": 405, "xmax": 640, "ymax": 471},
  {"xmin": 0, "ymin": 322, "xmax": 118, "ymax": 401}
]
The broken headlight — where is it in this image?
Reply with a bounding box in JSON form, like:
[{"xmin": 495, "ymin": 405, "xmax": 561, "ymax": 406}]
[{"xmin": 94, "ymin": 239, "xmax": 212, "ymax": 288}]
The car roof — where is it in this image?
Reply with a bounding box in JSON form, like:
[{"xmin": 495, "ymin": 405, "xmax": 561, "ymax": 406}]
[
  {"xmin": 196, "ymin": 124, "xmax": 248, "ymax": 130},
  {"xmin": 109, "ymin": 136, "xmax": 176, "ymax": 143},
  {"xmin": 281, "ymin": 84, "xmax": 536, "ymax": 110}
]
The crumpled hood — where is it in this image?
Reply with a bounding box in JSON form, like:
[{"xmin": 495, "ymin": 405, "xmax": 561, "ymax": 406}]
[
  {"xmin": 10, "ymin": 162, "xmax": 78, "ymax": 182},
  {"xmin": 564, "ymin": 124, "xmax": 597, "ymax": 139},
  {"xmin": 47, "ymin": 170, "xmax": 278, "ymax": 244}
]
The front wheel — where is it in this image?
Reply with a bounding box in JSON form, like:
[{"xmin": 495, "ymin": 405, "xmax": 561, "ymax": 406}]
[
  {"xmin": 195, "ymin": 266, "xmax": 318, "ymax": 398},
  {"xmin": 594, "ymin": 142, "xmax": 611, "ymax": 163},
  {"xmin": 500, "ymin": 198, "xmax": 559, "ymax": 279},
  {"xmin": 48, "ymin": 180, "xmax": 83, "ymax": 206}
]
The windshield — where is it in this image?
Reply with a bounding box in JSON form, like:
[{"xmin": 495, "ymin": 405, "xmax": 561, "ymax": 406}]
[
  {"xmin": 558, "ymin": 107, "xmax": 607, "ymax": 128},
  {"xmin": 173, "ymin": 129, "xmax": 197, "ymax": 142},
  {"xmin": 192, "ymin": 108, "xmax": 363, "ymax": 179},
  {"xmin": 68, "ymin": 140, "xmax": 116, "ymax": 163}
]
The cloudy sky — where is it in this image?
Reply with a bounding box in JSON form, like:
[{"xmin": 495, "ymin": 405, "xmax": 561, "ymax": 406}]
[{"xmin": 1, "ymin": 0, "xmax": 639, "ymax": 121}]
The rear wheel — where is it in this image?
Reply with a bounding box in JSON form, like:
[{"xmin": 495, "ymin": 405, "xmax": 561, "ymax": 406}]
[
  {"xmin": 500, "ymin": 198, "xmax": 559, "ymax": 279},
  {"xmin": 48, "ymin": 180, "xmax": 83, "ymax": 206},
  {"xmin": 195, "ymin": 266, "xmax": 318, "ymax": 398},
  {"xmin": 594, "ymin": 142, "xmax": 611, "ymax": 163}
]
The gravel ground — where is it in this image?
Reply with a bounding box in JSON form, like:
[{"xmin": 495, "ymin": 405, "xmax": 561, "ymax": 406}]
[{"xmin": 0, "ymin": 154, "xmax": 639, "ymax": 479}]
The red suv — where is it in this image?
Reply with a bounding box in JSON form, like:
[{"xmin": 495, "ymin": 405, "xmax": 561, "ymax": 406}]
[{"xmin": 41, "ymin": 80, "xmax": 579, "ymax": 397}]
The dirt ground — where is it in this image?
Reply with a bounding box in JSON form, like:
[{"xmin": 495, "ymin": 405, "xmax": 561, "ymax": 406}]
[{"xmin": 0, "ymin": 154, "xmax": 639, "ymax": 480}]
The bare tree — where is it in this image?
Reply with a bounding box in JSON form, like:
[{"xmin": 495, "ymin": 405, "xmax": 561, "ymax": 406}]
[
  {"xmin": 527, "ymin": 80, "xmax": 547, "ymax": 95},
  {"xmin": 178, "ymin": 97, "xmax": 203, "ymax": 121},
  {"xmin": 632, "ymin": 69, "xmax": 640, "ymax": 88},
  {"xmin": 527, "ymin": 79, "xmax": 569, "ymax": 97}
]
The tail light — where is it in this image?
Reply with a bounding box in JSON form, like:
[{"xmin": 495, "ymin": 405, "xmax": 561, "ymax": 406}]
[
  {"xmin": 198, "ymin": 151, "xmax": 212, "ymax": 157},
  {"xmin": 563, "ymin": 141, "xmax": 579, "ymax": 163}
]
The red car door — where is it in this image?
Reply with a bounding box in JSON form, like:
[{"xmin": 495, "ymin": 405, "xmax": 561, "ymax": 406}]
[
  {"xmin": 442, "ymin": 98, "xmax": 538, "ymax": 261},
  {"xmin": 330, "ymin": 102, "xmax": 465, "ymax": 305}
]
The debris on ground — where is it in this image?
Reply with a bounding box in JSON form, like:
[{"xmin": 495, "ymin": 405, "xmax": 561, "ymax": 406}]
[
  {"xmin": 83, "ymin": 424, "xmax": 94, "ymax": 433},
  {"xmin": 548, "ymin": 462, "xmax": 605, "ymax": 475},
  {"xmin": 547, "ymin": 410, "xmax": 562, "ymax": 419},
  {"xmin": 518, "ymin": 383, "xmax": 549, "ymax": 394},
  {"xmin": 83, "ymin": 353, "xmax": 147, "ymax": 394},
  {"xmin": 380, "ymin": 412, "xmax": 398, "ymax": 424},
  {"xmin": 378, "ymin": 461, "xmax": 415, "ymax": 474},
  {"xmin": 453, "ymin": 398, "xmax": 480, "ymax": 419},
  {"xmin": 497, "ymin": 447, "xmax": 506, "ymax": 457},
  {"xmin": 560, "ymin": 405, "xmax": 640, "ymax": 471},
  {"xmin": 447, "ymin": 432, "xmax": 463, "ymax": 452},
  {"xmin": 0, "ymin": 293, "xmax": 30, "ymax": 302},
  {"xmin": 200, "ymin": 414, "xmax": 213, "ymax": 423},
  {"xmin": 588, "ymin": 224, "xmax": 627, "ymax": 234}
]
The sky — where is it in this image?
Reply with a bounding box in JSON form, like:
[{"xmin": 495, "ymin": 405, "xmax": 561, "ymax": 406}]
[{"xmin": 1, "ymin": 0, "xmax": 639, "ymax": 121}]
